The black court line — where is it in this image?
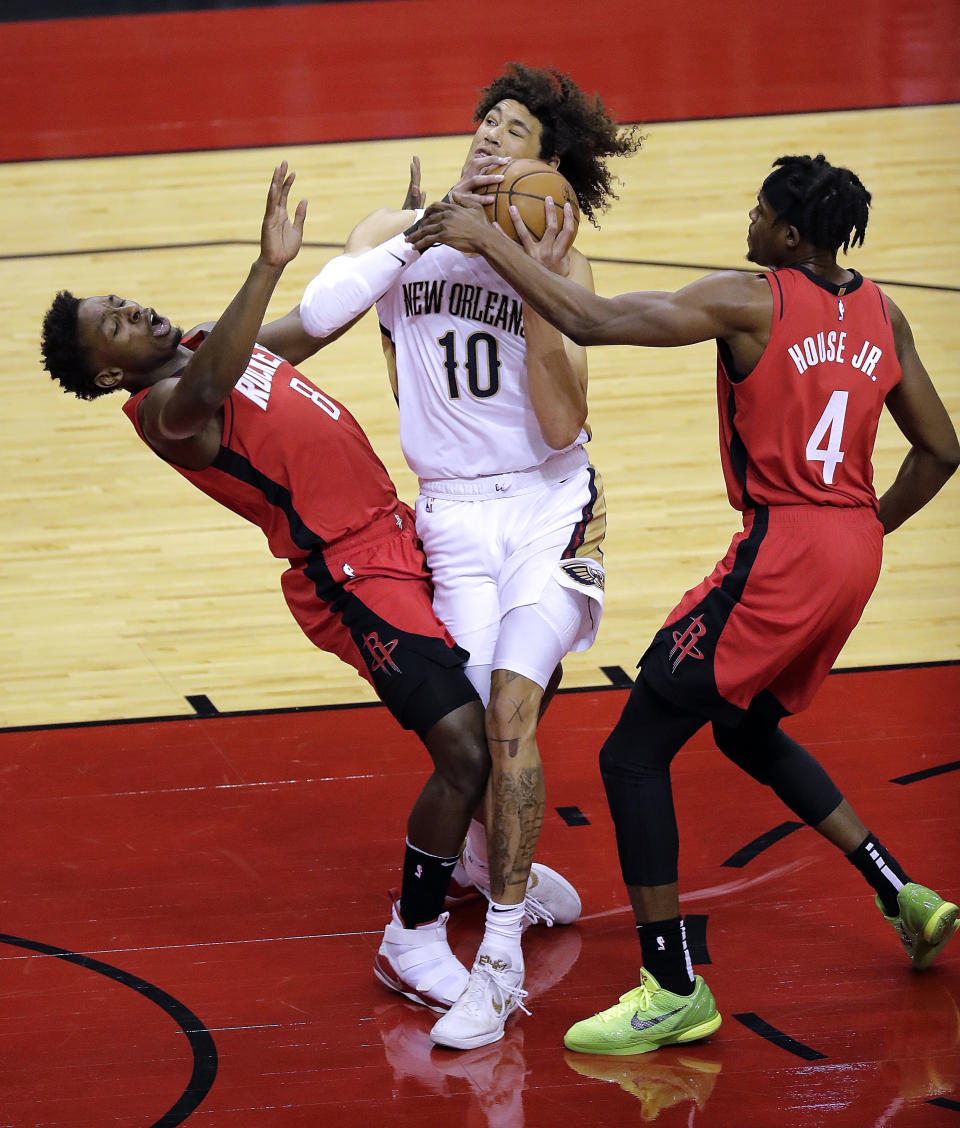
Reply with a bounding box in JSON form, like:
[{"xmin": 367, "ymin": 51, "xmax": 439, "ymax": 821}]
[
  {"xmin": 2, "ymin": 660, "xmax": 956, "ymax": 737},
  {"xmin": 186, "ymin": 695, "xmax": 220, "ymax": 718},
  {"xmin": 7, "ymin": 237, "xmax": 958, "ymax": 296},
  {"xmin": 556, "ymin": 805, "xmax": 590, "ymax": 826},
  {"xmin": 0, "ymin": 933, "xmax": 218, "ymax": 1127},
  {"xmin": 733, "ymin": 1012, "xmax": 827, "ymax": 1061},
  {"xmin": 722, "ymin": 821, "xmax": 804, "ymax": 868},
  {"xmin": 601, "ymin": 665, "xmax": 634, "ymax": 687},
  {"xmin": 891, "ymin": 759, "xmax": 960, "ymax": 785},
  {"xmin": 0, "ymin": 239, "xmax": 342, "ymax": 263},
  {"xmin": 2, "ymin": 0, "xmax": 374, "ymax": 21}
]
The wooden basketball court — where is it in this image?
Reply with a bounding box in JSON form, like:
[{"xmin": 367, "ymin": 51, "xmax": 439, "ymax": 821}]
[{"xmin": 0, "ymin": 1, "xmax": 958, "ymax": 1125}]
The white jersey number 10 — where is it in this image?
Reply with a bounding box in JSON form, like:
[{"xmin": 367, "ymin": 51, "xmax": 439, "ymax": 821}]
[{"xmin": 438, "ymin": 331, "xmax": 502, "ymax": 400}]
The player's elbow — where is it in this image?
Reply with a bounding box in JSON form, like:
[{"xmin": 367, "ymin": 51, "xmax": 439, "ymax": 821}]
[
  {"xmin": 937, "ymin": 443, "xmax": 960, "ymax": 478},
  {"xmin": 540, "ymin": 405, "xmax": 588, "ymax": 450},
  {"xmin": 543, "ymin": 426, "xmax": 582, "ymax": 449}
]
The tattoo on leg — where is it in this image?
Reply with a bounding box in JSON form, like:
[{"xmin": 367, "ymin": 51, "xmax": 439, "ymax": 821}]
[
  {"xmin": 490, "ymin": 735, "xmax": 521, "ymax": 759},
  {"xmin": 488, "ymin": 763, "xmax": 545, "ymax": 896}
]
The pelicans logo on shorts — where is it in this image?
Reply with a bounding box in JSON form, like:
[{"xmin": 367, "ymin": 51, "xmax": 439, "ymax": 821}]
[{"xmin": 559, "ymin": 559, "xmax": 605, "ymax": 591}]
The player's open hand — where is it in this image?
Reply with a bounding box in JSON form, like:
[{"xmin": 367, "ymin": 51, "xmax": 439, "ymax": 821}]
[
  {"xmin": 401, "ymin": 156, "xmax": 426, "ymax": 210},
  {"xmin": 407, "ymin": 195, "xmax": 495, "ymax": 254},
  {"xmin": 511, "ymin": 198, "xmax": 576, "ymax": 276},
  {"xmin": 260, "ymin": 162, "xmax": 307, "ymax": 269}
]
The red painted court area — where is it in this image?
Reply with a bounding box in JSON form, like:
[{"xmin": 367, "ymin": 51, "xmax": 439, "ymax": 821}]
[{"xmin": 1, "ymin": 665, "xmax": 958, "ymax": 1127}]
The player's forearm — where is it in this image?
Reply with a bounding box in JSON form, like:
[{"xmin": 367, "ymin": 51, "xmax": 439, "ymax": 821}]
[
  {"xmin": 474, "ymin": 228, "xmax": 610, "ymax": 345},
  {"xmin": 523, "ymin": 306, "xmax": 587, "ymax": 448},
  {"xmin": 877, "ymin": 446, "xmax": 959, "ymax": 534},
  {"xmin": 300, "ymin": 231, "xmax": 419, "ymax": 338},
  {"xmin": 156, "ymin": 258, "xmax": 284, "ymax": 437}
]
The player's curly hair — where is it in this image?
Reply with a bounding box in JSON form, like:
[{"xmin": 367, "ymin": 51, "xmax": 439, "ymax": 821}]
[
  {"xmin": 766, "ymin": 154, "xmax": 871, "ymax": 254},
  {"xmin": 40, "ymin": 289, "xmax": 110, "ymax": 400},
  {"xmin": 475, "ymin": 63, "xmax": 643, "ymax": 227}
]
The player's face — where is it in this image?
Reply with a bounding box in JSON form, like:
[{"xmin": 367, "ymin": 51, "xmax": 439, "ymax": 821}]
[
  {"xmin": 77, "ymin": 294, "xmax": 182, "ymax": 379},
  {"xmin": 746, "ymin": 191, "xmax": 789, "ymax": 267},
  {"xmin": 464, "ymin": 99, "xmax": 546, "ymax": 172}
]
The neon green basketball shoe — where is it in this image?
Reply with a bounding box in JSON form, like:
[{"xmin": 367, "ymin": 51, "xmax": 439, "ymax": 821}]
[
  {"xmin": 878, "ymin": 883, "xmax": 959, "ymax": 970},
  {"xmin": 564, "ymin": 970, "xmax": 721, "ymax": 1056}
]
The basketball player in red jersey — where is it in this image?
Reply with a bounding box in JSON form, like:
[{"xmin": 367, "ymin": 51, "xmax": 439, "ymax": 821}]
[
  {"xmin": 40, "ymin": 163, "xmax": 492, "ymax": 1015},
  {"xmin": 410, "ymin": 153, "xmax": 960, "ymax": 1053}
]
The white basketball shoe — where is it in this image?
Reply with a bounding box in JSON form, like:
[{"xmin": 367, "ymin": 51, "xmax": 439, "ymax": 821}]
[
  {"xmin": 374, "ymin": 903, "xmax": 470, "ymax": 1012},
  {"xmin": 430, "ymin": 947, "xmax": 530, "ymax": 1050}
]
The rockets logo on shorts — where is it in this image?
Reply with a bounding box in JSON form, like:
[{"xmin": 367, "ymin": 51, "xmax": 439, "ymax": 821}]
[
  {"xmin": 362, "ymin": 631, "xmax": 401, "ymax": 674},
  {"xmin": 669, "ymin": 615, "xmax": 707, "ymax": 672}
]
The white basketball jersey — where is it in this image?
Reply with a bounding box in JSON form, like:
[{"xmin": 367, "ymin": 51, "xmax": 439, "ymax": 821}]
[{"xmin": 377, "ymin": 244, "xmax": 587, "ymax": 480}]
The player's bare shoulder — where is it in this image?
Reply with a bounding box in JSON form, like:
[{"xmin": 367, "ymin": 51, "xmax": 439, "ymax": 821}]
[
  {"xmin": 345, "ymin": 208, "xmax": 419, "ymax": 254},
  {"xmin": 699, "ymin": 269, "xmax": 773, "ymax": 333}
]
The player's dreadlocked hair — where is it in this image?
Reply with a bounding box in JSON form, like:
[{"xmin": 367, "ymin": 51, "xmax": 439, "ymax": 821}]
[
  {"xmin": 475, "ymin": 63, "xmax": 643, "ymax": 227},
  {"xmin": 40, "ymin": 289, "xmax": 110, "ymax": 400},
  {"xmin": 763, "ymin": 154, "xmax": 871, "ymax": 254}
]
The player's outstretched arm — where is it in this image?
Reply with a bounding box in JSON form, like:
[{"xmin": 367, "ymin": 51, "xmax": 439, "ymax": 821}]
[
  {"xmin": 409, "ymin": 198, "xmax": 756, "ymax": 349},
  {"xmin": 257, "ymin": 156, "xmax": 435, "ymax": 363},
  {"xmin": 297, "ymin": 156, "xmax": 508, "ymax": 340},
  {"xmin": 144, "ymin": 163, "xmax": 305, "ymax": 442},
  {"xmin": 877, "ymin": 300, "xmax": 959, "ymax": 533}
]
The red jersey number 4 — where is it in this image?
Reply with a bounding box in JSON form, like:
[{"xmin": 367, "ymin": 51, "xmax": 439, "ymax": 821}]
[{"xmin": 805, "ymin": 389, "xmax": 848, "ymax": 485}]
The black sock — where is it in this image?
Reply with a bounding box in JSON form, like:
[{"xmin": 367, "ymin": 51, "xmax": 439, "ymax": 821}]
[
  {"xmin": 398, "ymin": 841, "xmax": 460, "ymax": 928},
  {"xmin": 847, "ymin": 833, "xmax": 911, "ymax": 917},
  {"xmin": 638, "ymin": 916, "xmax": 695, "ymax": 996}
]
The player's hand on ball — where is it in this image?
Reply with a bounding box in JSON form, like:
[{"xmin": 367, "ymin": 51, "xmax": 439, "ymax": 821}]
[
  {"xmin": 408, "ymin": 197, "xmax": 493, "ymax": 254},
  {"xmin": 511, "ymin": 198, "xmax": 577, "ymax": 277},
  {"xmin": 447, "ymin": 154, "xmax": 509, "ymax": 206}
]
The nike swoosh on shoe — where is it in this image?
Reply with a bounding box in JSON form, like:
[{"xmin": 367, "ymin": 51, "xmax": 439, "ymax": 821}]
[{"xmin": 630, "ymin": 1004, "xmax": 686, "ymax": 1031}]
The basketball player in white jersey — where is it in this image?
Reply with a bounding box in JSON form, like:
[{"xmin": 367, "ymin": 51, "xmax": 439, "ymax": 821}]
[{"xmin": 299, "ymin": 63, "xmax": 641, "ymax": 1049}]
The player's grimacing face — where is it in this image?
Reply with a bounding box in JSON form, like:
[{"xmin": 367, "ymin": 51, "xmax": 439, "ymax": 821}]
[
  {"xmin": 464, "ymin": 99, "xmax": 546, "ymax": 173},
  {"xmin": 77, "ymin": 294, "xmax": 181, "ymax": 375}
]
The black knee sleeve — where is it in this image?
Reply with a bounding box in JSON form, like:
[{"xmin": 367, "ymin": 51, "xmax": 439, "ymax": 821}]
[{"xmin": 713, "ymin": 717, "xmax": 843, "ymax": 827}]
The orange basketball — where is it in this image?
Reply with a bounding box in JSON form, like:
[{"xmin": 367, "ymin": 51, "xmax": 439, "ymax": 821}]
[{"xmin": 483, "ymin": 158, "xmax": 580, "ymax": 243}]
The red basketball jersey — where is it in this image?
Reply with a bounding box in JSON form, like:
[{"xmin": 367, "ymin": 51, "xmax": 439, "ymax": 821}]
[
  {"xmin": 717, "ymin": 266, "xmax": 901, "ymax": 511},
  {"xmin": 122, "ymin": 331, "xmax": 399, "ymax": 558}
]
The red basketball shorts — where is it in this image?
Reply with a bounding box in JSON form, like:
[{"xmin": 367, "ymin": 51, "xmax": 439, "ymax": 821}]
[
  {"xmin": 640, "ymin": 505, "xmax": 884, "ymax": 724},
  {"xmin": 280, "ymin": 505, "xmax": 469, "ymax": 725}
]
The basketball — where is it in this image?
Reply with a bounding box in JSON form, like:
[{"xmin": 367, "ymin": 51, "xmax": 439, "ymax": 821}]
[{"xmin": 483, "ymin": 158, "xmax": 580, "ymax": 243}]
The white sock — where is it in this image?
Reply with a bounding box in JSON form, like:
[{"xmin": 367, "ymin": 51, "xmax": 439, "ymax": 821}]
[
  {"xmin": 482, "ymin": 900, "xmax": 525, "ymax": 965},
  {"xmin": 451, "ymin": 818, "xmax": 488, "ymax": 887}
]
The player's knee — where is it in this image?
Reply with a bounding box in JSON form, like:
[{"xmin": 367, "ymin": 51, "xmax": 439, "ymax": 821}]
[
  {"xmin": 713, "ymin": 722, "xmax": 772, "ymax": 785},
  {"xmin": 426, "ymin": 705, "xmax": 490, "ymax": 806},
  {"xmin": 484, "ymin": 677, "xmax": 540, "ymax": 751}
]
